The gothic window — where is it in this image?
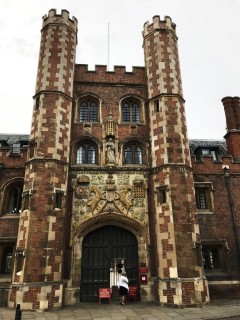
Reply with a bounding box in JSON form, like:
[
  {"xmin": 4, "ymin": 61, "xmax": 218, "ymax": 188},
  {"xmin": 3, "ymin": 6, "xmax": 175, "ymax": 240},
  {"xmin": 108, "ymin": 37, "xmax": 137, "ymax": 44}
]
[
  {"xmin": 79, "ymin": 97, "xmax": 99, "ymax": 122},
  {"xmin": 76, "ymin": 142, "xmax": 97, "ymax": 164},
  {"xmin": 122, "ymin": 99, "xmax": 141, "ymax": 123},
  {"xmin": 4, "ymin": 183, "xmax": 23, "ymax": 214},
  {"xmin": 195, "ymin": 183, "xmax": 214, "ymax": 213},
  {"xmin": 124, "ymin": 144, "xmax": 143, "ymax": 164}
]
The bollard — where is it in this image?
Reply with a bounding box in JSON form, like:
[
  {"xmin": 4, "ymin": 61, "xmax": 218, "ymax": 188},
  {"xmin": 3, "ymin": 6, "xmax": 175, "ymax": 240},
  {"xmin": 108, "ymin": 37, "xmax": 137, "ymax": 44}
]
[{"xmin": 15, "ymin": 304, "xmax": 22, "ymax": 320}]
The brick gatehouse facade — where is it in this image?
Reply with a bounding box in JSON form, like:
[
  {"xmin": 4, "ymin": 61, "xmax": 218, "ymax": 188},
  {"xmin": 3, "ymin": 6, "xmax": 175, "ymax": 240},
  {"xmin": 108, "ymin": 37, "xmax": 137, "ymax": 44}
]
[{"xmin": 1, "ymin": 9, "xmax": 240, "ymax": 310}]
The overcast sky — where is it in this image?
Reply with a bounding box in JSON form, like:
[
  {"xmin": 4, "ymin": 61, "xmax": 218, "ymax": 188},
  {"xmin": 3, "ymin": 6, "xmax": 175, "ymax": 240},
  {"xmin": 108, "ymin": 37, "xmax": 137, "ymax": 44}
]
[{"xmin": 0, "ymin": 0, "xmax": 239, "ymax": 139}]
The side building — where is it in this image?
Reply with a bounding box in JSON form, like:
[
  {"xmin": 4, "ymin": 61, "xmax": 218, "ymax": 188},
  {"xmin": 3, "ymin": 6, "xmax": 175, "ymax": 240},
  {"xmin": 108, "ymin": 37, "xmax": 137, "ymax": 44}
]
[{"xmin": 0, "ymin": 9, "xmax": 240, "ymax": 309}]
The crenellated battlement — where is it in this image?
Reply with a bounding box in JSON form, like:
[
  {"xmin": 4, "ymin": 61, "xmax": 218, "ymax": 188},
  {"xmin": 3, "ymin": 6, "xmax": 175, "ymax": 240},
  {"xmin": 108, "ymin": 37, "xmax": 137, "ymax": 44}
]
[
  {"xmin": 75, "ymin": 64, "xmax": 145, "ymax": 73},
  {"xmin": 42, "ymin": 8, "xmax": 78, "ymax": 32},
  {"xmin": 191, "ymin": 154, "xmax": 240, "ymax": 175},
  {"xmin": 74, "ymin": 64, "xmax": 146, "ymax": 84},
  {"xmin": 143, "ymin": 15, "xmax": 176, "ymax": 37}
]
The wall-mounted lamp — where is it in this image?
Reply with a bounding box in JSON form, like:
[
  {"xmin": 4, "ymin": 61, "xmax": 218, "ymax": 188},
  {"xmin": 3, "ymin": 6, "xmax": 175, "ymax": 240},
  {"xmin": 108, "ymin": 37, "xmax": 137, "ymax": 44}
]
[{"xmin": 222, "ymin": 165, "xmax": 230, "ymax": 176}]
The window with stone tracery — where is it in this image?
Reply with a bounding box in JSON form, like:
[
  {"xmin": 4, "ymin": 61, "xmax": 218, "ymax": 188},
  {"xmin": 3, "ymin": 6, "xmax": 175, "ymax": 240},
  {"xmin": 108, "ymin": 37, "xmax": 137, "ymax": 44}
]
[
  {"xmin": 78, "ymin": 96, "xmax": 99, "ymax": 122},
  {"xmin": 121, "ymin": 98, "xmax": 142, "ymax": 124},
  {"xmin": 124, "ymin": 144, "xmax": 143, "ymax": 164},
  {"xmin": 2, "ymin": 182, "xmax": 23, "ymax": 215},
  {"xmin": 76, "ymin": 141, "xmax": 97, "ymax": 164}
]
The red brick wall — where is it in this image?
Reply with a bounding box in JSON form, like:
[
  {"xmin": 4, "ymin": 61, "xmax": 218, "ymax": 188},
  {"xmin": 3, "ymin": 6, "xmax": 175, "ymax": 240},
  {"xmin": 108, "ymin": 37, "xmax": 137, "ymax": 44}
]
[{"xmin": 192, "ymin": 156, "xmax": 240, "ymax": 279}]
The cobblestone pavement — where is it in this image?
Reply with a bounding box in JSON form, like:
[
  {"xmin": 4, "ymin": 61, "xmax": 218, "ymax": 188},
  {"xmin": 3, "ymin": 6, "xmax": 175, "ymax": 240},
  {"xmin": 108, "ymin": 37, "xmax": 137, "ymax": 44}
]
[{"xmin": 1, "ymin": 300, "xmax": 240, "ymax": 320}]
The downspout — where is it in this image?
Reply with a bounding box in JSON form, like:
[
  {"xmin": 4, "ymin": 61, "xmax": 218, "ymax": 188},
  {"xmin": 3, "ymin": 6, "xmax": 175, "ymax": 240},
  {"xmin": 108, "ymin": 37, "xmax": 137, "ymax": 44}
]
[{"xmin": 223, "ymin": 167, "xmax": 240, "ymax": 262}]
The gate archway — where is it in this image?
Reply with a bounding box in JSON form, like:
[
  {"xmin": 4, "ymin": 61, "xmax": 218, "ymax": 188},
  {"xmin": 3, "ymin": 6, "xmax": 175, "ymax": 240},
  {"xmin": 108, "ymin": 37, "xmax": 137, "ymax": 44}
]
[{"xmin": 81, "ymin": 225, "xmax": 139, "ymax": 301}]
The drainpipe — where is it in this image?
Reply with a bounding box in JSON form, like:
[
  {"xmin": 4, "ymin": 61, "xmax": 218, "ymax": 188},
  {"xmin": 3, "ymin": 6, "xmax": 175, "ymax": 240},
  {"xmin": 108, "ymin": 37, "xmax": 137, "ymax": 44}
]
[{"xmin": 223, "ymin": 166, "xmax": 240, "ymax": 262}]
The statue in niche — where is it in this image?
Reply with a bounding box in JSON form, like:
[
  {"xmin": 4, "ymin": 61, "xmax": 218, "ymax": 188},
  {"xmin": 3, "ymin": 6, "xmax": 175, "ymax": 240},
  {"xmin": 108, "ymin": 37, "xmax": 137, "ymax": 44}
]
[{"xmin": 106, "ymin": 138, "xmax": 115, "ymax": 163}]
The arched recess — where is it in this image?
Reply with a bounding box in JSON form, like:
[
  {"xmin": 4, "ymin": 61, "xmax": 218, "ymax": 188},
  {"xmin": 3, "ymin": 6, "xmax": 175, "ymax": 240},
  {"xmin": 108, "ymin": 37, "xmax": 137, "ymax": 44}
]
[
  {"xmin": 75, "ymin": 93, "xmax": 102, "ymax": 123},
  {"xmin": 119, "ymin": 95, "xmax": 145, "ymax": 124},
  {"xmin": 71, "ymin": 136, "xmax": 102, "ymax": 166},
  {"xmin": 81, "ymin": 225, "xmax": 138, "ymax": 301},
  {"xmin": 71, "ymin": 213, "xmax": 148, "ymax": 302},
  {"xmin": 119, "ymin": 137, "xmax": 149, "ymax": 166},
  {"xmin": 0, "ymin": 177, "xmax": 24, "ymax": 215}
]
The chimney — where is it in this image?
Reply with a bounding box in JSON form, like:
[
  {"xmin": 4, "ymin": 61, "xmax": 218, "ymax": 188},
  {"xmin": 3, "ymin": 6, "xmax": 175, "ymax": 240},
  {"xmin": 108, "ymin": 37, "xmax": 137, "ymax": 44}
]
[{"xmin": 222, "ymin": 96, "xmax": 240, "ymax": 159}]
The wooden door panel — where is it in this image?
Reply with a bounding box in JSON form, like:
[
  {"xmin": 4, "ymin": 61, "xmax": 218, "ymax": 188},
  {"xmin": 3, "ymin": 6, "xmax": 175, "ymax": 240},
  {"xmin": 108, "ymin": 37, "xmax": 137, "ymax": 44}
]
[{"xmin": 81, "ymin": 225, "xmax": 139, "ymax": 301}]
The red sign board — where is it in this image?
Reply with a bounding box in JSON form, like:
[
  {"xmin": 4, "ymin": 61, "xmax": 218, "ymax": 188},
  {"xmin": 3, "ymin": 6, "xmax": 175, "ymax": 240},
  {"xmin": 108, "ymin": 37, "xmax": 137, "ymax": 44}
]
[
  {"xmin": 98, "ymin": 288, "xmax": 111, "ymax": 304},
  {"xmin": 99, "ymin": 288, "xmax": 111, "ymax": 297},
  {"xmin": 139, "ymin": 267, "xmax": 148, "ymax": 274},
  {"xmin": 128, "ymin": 286, "xmax": 137, "ymax": 301}
]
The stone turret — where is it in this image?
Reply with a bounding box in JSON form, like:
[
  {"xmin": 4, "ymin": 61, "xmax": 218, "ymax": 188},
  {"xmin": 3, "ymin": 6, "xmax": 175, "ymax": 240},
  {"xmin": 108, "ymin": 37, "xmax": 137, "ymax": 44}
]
[
  {"xmin": 143, "ymin": 16, "xmax": 209, "ymax": 306},
  {"xmin": 9, "ymin": 9, "xmax": 77, "ymax": 310}
]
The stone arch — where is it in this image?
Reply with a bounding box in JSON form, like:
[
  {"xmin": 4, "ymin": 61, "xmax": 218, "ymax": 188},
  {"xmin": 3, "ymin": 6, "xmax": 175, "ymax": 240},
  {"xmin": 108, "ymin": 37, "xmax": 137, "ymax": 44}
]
[
  {"xmin": 70, "ymin": 211, "xmax": 149, "ymax": 293},
  {"xmin": 76, "ymin": 211, "xmax": 148, "ymax": 241},
  {"xmin": 0, "ymin": 177, "xmax": 24, "ymax": 215},
  {"xmin": 75, "ymin": 93, "xmax": 102, "ymax": 123},
  {"xmin": 71, "ymin": 136, "xmax": 102, "ymax": 166},
  {"xmin": 119, "ymin": 95, "xmax": 146, "ymax": 125}
]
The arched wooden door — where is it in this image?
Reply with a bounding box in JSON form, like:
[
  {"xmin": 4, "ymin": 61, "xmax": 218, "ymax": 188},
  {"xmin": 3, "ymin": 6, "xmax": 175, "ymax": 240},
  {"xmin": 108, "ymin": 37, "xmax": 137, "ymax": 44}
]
[{"xmin": 81, "ymin": 225, "xmax": 139, "ymax": 301}]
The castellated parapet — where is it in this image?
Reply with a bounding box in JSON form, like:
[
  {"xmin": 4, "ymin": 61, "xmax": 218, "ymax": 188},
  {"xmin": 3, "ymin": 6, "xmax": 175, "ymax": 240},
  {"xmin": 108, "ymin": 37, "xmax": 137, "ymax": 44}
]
[
  {"xmin": 42, "ymin": 9, "xmax": 78, "ymax": 33},
  {"xmin": 143, "ymin": 15, "xmax": 176, "ymax": 37},
  {"xmin": 74, "ymin": 64, "xmax": 146, "ymax": 85}
]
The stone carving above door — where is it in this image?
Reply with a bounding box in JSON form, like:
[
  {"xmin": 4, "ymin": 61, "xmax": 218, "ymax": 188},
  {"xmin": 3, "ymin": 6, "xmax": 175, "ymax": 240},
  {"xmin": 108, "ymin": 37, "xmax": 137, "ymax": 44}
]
[{"xmin": 71, "ymin": 173, "xmax": 148, "ymax": 240}]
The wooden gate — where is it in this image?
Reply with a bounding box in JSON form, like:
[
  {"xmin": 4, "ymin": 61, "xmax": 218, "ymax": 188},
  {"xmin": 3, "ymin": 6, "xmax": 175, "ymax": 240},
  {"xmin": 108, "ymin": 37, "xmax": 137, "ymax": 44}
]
[{"xmin": 81, "ymin": 225, "xmax": 139, "ymax": 301}]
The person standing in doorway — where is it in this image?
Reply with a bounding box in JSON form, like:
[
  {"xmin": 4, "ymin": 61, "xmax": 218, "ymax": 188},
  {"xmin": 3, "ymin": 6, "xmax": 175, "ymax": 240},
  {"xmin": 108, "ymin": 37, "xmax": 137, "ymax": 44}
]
[{"xmin": 118, "ymin": 271, "xmax": 129, "ymax": 305}]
